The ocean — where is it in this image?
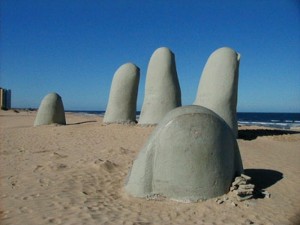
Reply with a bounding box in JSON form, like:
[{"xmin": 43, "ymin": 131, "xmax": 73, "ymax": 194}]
[
  {"xmin": 66, "ymin": 111, "xmax": 300, "ymax": 130},
  {"xmin": 237, "ymin": 112, "xmax": 300, "ymax": 129}
]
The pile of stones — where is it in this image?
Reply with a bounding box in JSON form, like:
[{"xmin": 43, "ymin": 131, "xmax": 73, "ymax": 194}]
[
  {"xmin": 215, "ymin": 174, "xmax": 271, "ymax": 207},
  {"xmin": 230, "ymin": 174, "xmax": 255, "ymax": 201}
]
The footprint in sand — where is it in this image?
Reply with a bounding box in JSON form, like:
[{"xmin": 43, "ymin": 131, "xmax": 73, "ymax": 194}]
[
  {"xmin": 8, "ymin": 176, "xmax": 18, "ymax": 188},
  {"xmin": 55, "ymin": 163, "xmax": 68, "ymax": 170},
  {"xmin": 46, "ymin": 217, "xmax": 62, "ymax": 224},
  {"xmin": 52, "ymin": 152, "xmax": 68, "ymax": 159},
  {"xmin": 46, "ymin": 162, "xmax": 68, "ymax": 171},
  {"xmin": 34, "ymin": 163, "xmax": 67, "ymax": 173},
  {"xmin": 21, "ymin": 193, "xmax": 40, "ymax": 200},
  {"xmin": 38, "ymin": 178, "xmax": 52, "ymax": 187},
  {"xmin": 120, "ymin": 147, "xmax": 130, "ymax": 154},
  {"xmin": 19, "ymin": 206, "xmax": 33, "ymax": 214},
  {"xmin": 33, "ymin": 165, "xmax": 43, "ymax": 172},
  {"xmin": 92, "ymin": 159, "xmax": 118, "ymax": 172}
]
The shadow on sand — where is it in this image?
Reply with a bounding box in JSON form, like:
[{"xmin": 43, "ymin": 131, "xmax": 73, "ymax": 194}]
[
  {"xmin": 67, "ymin": 120, "xmax": 98, "ymax": 126},
  {"xmin": 244, "ymin": 168, "xmax": 283, "ymax": 190},
  {"xmin": 238, "ymin": 129, "xmax": 300, "ymax": 140},
  {"xmin": 243, "ymin": 169, "xmax": 283, "ymax": 199}
]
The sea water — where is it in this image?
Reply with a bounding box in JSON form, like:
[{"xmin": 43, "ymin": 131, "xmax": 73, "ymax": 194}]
[
  {"xmin": 67, "ymin": 111, "xmax": 300, "ymax": 130},
  {"xmin": 237, "ymin": 112, "xmax": 300, "ymax": 129}
]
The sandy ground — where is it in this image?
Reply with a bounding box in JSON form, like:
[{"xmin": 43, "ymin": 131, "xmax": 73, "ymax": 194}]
[{"xmin": 0, "ymin": 110, "xmax": 299, "ymax": 225}]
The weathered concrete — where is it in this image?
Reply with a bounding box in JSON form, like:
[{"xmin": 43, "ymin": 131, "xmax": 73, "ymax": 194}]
[
  {"xmin": 104, "ymin": 63, "xmax": 140, "ymax": 124},
  {"xmin": 138, "ymin": 47, "xmax": 181, "ymax": 125},
  {"xmin": 194, "ymin": 47, "xmax": 240, "ymax": 137},
  {"xmin": 34, "ymin": 93, "xmax": 66, "ymax": 126},
  {"xmin": 125, "ymin": 105, "xmax": 243, "ymax": 202}
]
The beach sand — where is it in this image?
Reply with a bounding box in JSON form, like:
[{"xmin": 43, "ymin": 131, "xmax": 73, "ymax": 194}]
[{"xmin": 0, "ymin": 110, "xmax": 299, "ymax": 225}]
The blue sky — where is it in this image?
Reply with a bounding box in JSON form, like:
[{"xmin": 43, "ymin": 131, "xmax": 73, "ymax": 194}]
[{"xmin": 1, "ymin": 0, "xmax": 299, "ymax": 112}]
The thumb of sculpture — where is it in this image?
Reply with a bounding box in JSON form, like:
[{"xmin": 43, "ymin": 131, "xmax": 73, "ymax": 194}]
[{"xmin": 194, "ymin": 47, "xmax": 240, "ymax": 138}]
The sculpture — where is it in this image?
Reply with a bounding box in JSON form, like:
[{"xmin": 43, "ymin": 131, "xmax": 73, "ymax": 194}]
[
  {"xmin": 138, "ymin": 47, "xmax": 181, "ymax": 125},
  {"xmin": 34, "ymin": 92, "xmax": 66, "ymax": 126},
  {"xmin": 194, "ymin": 47, "xmax": 240, "ymax": 137},
  {"xmin": 125, "ymin": 105, "xmax": 243, "ymax": 202},
  {"xmin": 104, "ymin": 63, "xmax": 140, "ymax": 124}
]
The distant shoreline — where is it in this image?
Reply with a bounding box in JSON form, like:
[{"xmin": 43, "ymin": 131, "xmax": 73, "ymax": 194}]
[{"xmin": 3, "ymin": 108, "xmax": 300, "ymax": 130}]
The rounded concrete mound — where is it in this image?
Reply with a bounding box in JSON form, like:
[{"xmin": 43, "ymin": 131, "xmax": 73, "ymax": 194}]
[
  {"xmin": 125, "ymin": 105, "xmax": 243, "ymax": 202},
  {"xmin": 104, "ymin": 63, "xmax": 140, "ymax": 124},
  {"xmin": 34, "ymin": 92, "xmax": 66, "ymax": 126}
]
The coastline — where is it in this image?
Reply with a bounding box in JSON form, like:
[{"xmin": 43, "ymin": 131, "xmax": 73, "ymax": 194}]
[
  {"xmin": 8, "ymin": 108, "xmax": 300, "ymax": 130},
  {"xmin": 1, "ymin": 110, "xmax": 300, "ymax": 225}
]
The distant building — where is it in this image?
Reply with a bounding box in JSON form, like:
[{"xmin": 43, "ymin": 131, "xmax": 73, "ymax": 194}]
[{"xmin": 0, "ymin": 87, "xmax": 12, "ymax": 110}]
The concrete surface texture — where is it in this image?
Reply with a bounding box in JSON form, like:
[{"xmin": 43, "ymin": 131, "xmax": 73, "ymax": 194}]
[
  {"xmin": 194, "ymin": 47, "xmax": 240, "ymax": 137},
  {"xmin": 125, "ymin": 105, "xmax": 243, "ymax": 202},
  {"xmin": 138, "ymin": 47, "xmax": 181, "ymax": 125},
  {"xmin": 34, "ymin": 92, "xmax": 66, "ymax": 126},
  {"xmin": 104, "ymin": 63, "xmax": 140, "ymax": 124}
]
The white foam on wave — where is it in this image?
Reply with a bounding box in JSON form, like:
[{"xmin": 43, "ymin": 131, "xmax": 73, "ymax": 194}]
[{"xmin": 238, "ymin": 121, "xmax": 299, "ymax": 129}]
